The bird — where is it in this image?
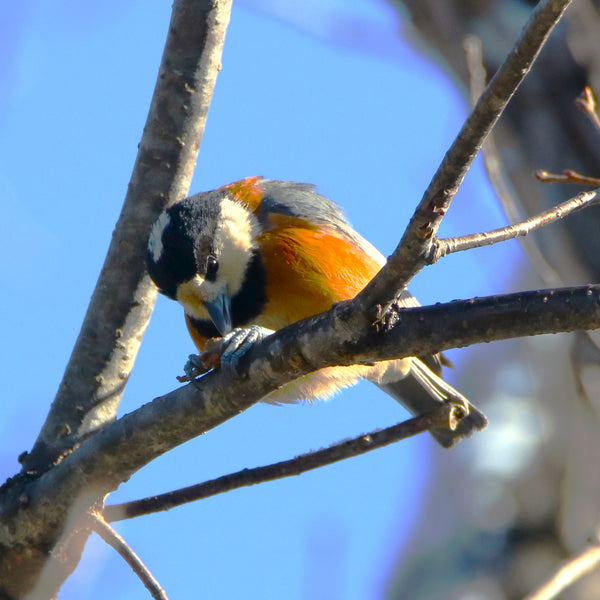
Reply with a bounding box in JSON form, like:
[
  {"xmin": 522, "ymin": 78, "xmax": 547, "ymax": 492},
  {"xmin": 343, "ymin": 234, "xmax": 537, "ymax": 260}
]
[{"xmin": 146, "ymin": 176, "xmax": 487, "ymax": 447}]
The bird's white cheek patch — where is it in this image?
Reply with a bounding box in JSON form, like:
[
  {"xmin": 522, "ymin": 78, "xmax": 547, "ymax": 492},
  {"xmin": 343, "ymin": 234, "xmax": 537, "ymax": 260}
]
[
  {"xmin": 176, "ymin": 276, "xmax": 211, "ymax": 320},
  {"xmin": 214, "ymin": 198, "xmax": 260, "ymax": 296},
  {"xmin": 148, "ymin": 212, "xmax": 171, "ymax": 263}
]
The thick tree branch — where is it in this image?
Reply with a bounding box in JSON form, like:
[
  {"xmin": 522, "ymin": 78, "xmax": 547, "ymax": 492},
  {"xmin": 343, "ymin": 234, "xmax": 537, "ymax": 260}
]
[
  {"xmin": 23, "ymin": 0, "xmax": 233, "ymax": 474},
  {"xmin": 357, "ymin": 0, "xmax": 574, "ymax": 314},
  {"xmin": 4, "ymin": 283, "xmax": 600, "ymax": 568},
  {"xmin": 104, "ymin": 404, "xmax": 460, "ymax": 522},
  {"xmin": 91, "ymin": 513, "xmax": 169, "ymax": 600}
]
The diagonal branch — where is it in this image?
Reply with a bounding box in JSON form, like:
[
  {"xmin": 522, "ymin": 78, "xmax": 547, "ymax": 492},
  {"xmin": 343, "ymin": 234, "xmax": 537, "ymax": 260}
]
[
  {"xmin": 104, "ymin": 404, "xmax": 460, "ymax": 522},
  {"xmin": 91, "ymin": 512, "xmax": 169, "ymax": 600},
  {"xmin": 357, "ymin": 0, "xmax": 574, "ymax": 315},
  {"xmin": 23, "ymin": 0, "xmax": 233, "ymax": 473}
]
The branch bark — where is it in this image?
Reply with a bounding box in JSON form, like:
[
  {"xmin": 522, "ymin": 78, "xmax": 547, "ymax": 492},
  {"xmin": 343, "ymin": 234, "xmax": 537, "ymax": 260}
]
[
  {"xmin": 23, "ymin": 0, "xmax": 233, "ymax": 474},
  {"xmin": 4, "ymin": 283, "xmax": 600, "ymax": 568}
]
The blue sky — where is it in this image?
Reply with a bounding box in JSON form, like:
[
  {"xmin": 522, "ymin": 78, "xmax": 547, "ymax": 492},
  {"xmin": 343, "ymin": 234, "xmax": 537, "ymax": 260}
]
[{"xmin": 0, "ymin": 1, "xmax": 523, "ymax": 598}]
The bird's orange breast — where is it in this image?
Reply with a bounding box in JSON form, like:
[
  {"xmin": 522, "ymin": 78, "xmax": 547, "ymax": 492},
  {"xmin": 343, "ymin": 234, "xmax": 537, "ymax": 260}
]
[{"xmin": 255, "ymin": 216, "xmax": 381, "ymax": 330}]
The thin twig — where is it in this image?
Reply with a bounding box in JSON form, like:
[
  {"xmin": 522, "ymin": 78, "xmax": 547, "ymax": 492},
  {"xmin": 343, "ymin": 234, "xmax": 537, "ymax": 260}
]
[
  {"xmin": 536, "ymin": 169, "xmax": 600, "ymax": 186},
  {"xmin": 536, "ymin": 88, "xmax": 600, "ymax": 186},
  {"xmin": 91, "ymin": 511, "xmax": 170, "ymax": 600},
  {"xmin": 524, "ymin": 544, "xmax": 600, "ymax": 600},
  {"xmin": 463, "ymin": 33, "xmax": 564, "ymax": 287},
  {"xmin": 433, "ymin": 188, "xmax": 600, "ymax": 259},
  {"xmin": 358, "ymin": 0, "xmax": 574, "ymax": 314},
  {"xmin": 104, "ymin": 404, "xmax": 460, "ymax": 522},
  {"xmin": 575, "ymin": 86, "xmax": 600, "ymax": 134}
]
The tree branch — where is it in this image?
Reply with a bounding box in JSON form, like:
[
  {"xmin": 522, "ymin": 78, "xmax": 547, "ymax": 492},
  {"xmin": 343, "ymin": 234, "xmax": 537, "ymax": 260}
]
[
  {"xmin": 0, "ymin": 3, "xmax": 584, "ymax": 597},
  {"xmin": 433, "ymin": 188, "xmax": 600, "ymax": 258},
  {"xmin": 536, "ymin": 169, "xmax": 600, "ymax": 186},
  {"xmin": 0, "ymin": 1, "xmax": 233, "ymax": 597},
  {"xmin": 357, "ymin": 0, "xmax": 574, "ymax": 315},
  {"xmin": 91, "ymin": 512, "xmax": 169, "ymax": 600},
  {"xmin": 104, "ymin": 404, "xmax": 460, "ymax": 522},
  {"xmin": 23, "ymin": 0, "xmax": 233, "ymax": 473},
  {"xmin": 6, "ymin": 284, "xmax": 600, "ymax": 559}
]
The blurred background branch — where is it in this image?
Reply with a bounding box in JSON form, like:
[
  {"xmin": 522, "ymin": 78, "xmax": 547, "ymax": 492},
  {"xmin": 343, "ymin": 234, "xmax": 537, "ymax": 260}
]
[{"xmin": 383, "ymin": 1, "xmax": 600, "ymax": 598}]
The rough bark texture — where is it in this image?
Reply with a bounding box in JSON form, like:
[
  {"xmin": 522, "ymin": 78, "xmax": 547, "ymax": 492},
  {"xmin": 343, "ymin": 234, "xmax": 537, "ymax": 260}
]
[
  {"xmin": 24, "ymin": 0, "xmax": 232, "ymax": 475},
  {"xmin": 386, "ymin": 2, "xmax": 600, "ymax": 598}
]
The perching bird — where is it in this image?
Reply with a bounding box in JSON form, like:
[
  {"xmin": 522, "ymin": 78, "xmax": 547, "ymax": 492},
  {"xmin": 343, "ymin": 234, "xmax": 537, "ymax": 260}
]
[{"xmin": 146, "ymin": 177, "xmax": 487, "ymax": 447}]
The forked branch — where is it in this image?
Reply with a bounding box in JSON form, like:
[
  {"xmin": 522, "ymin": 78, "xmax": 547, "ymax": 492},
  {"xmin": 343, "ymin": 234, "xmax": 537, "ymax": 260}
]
[{"xmin": 358, "ymin": 0, "xmax": 575, "ymax": 313}]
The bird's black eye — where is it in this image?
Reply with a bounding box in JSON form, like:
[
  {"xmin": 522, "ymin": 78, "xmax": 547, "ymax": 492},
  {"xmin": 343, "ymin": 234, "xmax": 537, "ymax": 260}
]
[{"xmin": 205, "ymin": 255, "xmax": 219, "ymax": 281}]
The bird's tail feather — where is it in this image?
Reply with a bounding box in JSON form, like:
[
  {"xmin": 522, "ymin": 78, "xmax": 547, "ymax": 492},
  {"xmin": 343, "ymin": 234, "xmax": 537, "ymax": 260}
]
[{"xmin": 376, "ymin": 357, "xmax": 487, "ymax": 448}]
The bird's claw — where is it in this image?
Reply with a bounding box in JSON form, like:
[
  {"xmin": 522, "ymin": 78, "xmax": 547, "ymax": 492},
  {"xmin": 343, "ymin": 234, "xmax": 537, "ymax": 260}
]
[
  {"xmin": 218, "ymin": 325, "xmax": 273, "ymax": 371},
  {"xmin": 183, "ymin": 354, "xmax": 205, "ymax": 381},
  {"xmin": 178, "ymin": 326, "xmax": 273, "ymax": 382},
  {"xmin": 176, "ymin": 354, "xmax": 209, "ymax": 383}
]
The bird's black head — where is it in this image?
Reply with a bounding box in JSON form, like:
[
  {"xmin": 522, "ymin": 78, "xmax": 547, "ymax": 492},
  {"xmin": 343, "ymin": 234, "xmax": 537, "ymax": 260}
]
[
  {"xmin": 146, "ymin": 190, "xmax": 261, "ymax": 333},
  {"xmin": 146, "ymin": 194, "xmax": 222, "ymax": 300}
]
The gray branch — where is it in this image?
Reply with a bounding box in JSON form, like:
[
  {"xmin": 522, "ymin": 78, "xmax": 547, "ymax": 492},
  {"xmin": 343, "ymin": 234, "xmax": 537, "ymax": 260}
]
[
  {"xmin": 23, "ymin": 0, "xmax": 233, "ymax": 473},
  {"xmin": 0, "ymin": 1, "xmax": 590, "ymax": 598},
  {"xmin": 434, "ymin": 188, "xmax": 600, "ymax": 259},
  {"xmin": 357, "ymin": 0, "xmax": 574, "ymax": 315},
  {"xmin": 104, "ymin": 404, "xmax": 461, "ymax": 522}
]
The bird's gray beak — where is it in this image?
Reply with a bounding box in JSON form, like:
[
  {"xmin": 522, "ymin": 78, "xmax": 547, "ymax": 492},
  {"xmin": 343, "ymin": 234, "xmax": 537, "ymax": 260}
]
[{"xmin": 204, "ymin": 290, "xmax": 232, "ymax": 336}]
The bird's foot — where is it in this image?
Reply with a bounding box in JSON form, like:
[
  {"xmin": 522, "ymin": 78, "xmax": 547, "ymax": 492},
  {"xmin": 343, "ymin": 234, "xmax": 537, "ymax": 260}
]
[
  {"xmin": 178, "ymin": 326, "xmax": 274, "ymax": 383},
  {"xmin": 216, "ymin": 326, "xmax": 274, "ymax": 371},
  {"xmin": 177, "ymin": 354, "xmax": 211, "ymax": 383}
]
